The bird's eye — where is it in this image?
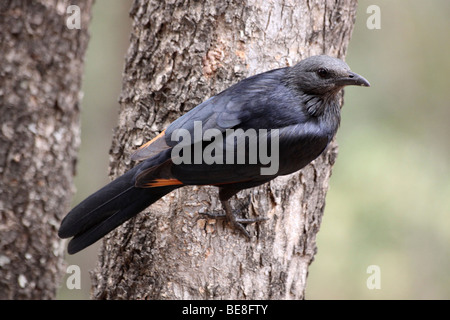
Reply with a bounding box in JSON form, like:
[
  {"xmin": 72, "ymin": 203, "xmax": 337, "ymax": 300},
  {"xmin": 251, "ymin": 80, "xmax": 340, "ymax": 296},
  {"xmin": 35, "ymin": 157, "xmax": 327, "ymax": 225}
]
[{"xmin": 317, "ymin": 68, "xmax": 330, "ymax": 78}]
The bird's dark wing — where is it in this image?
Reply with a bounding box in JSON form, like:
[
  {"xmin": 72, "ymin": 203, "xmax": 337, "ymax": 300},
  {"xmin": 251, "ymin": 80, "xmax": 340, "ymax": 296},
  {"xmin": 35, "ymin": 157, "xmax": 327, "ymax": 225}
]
[
  {"xmin": 131, "ymin": 68, "xmax": 292, "ymax": 162},
  {"xmin": 165, "ymin": 69, "xmax": 292, "ymax": 138}
]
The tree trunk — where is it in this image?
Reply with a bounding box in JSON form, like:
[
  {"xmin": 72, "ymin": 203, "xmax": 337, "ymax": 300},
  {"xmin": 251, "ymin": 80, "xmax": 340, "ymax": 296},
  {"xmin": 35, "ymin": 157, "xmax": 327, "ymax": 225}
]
[
  {"xmin": 93, "ymin": 0, "xmax": 358, "ymax": 299},
  {"xmin": 0, "ymin": 0, "xmax": 92, "ymax": 299}
]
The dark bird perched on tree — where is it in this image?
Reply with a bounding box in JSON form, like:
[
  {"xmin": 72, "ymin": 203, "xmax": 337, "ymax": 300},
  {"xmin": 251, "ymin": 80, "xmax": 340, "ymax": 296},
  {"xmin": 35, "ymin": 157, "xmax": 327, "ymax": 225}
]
[{"xmin": 58, "ymin": 55, "xmax": 370, "ymax": 254}]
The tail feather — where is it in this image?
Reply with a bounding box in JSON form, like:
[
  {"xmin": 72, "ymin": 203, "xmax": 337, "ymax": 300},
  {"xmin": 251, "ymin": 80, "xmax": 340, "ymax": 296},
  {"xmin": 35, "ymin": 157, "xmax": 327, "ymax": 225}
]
[
  {"xmin": 66, "ymin": 186, "xmax": 177, "ymax": 254},
  {"xmin": 59, "ymin": 161, "xmax": 180, "ymax": 254},
  {"xmin": 58, "ymin": 165, "xmax": 140, "ymax": 239}
]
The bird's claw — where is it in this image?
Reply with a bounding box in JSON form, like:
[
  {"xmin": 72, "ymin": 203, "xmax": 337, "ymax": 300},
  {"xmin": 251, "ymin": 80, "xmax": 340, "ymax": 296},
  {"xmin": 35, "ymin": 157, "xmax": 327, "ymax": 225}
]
[{"xmin": 199, "ymin": 208, "xmax": 267, "ymax": 238}]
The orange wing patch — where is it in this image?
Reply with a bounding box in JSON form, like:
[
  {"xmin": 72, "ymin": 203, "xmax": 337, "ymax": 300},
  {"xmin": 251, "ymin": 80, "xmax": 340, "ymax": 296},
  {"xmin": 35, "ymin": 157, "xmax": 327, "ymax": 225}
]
[
  {"xmin": 143, "ymin": 178, "xmax": 184, "ymax": 188},
  {"xmin": 137, "ymin": 130, "xmax": 166, "ymax": 150},
  {"xmin": 131, "ymin": 130, "xmax": 170, "ymax": 161}
]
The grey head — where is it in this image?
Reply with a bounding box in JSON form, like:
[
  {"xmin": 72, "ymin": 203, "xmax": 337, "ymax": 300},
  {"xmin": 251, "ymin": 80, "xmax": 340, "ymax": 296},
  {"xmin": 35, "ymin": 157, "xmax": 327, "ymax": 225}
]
[{"xmin": 284, "ymin": 55, "xmax": 370, "ymax": 95}]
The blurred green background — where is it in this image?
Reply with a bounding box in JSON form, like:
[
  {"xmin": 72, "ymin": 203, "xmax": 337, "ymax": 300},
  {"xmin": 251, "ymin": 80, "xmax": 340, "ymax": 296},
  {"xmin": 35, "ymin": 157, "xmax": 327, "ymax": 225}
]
[{"xmin": 58, "ymin": 0, "xmax": 450, "ymax": 299}]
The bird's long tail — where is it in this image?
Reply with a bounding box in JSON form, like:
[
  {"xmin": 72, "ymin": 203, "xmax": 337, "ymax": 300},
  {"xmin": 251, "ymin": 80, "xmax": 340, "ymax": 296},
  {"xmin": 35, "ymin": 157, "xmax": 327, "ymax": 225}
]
[{"xmin": 58, "ymin": 162, "xmax": 180, "ymax": 254}]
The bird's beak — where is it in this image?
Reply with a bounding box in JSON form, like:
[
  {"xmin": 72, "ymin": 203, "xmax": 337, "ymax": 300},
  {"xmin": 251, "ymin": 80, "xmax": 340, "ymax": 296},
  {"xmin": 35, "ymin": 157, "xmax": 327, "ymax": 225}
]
[{"xmin": 337, "ymin": 72, "xmax": 370, "ymax": 87}]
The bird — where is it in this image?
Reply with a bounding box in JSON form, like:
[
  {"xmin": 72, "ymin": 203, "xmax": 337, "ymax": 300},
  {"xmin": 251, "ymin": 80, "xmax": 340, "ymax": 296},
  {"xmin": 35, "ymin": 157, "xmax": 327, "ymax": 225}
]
[{"xmin": 58, "ymin": 55, "xmax": 370, "ymax": 254}]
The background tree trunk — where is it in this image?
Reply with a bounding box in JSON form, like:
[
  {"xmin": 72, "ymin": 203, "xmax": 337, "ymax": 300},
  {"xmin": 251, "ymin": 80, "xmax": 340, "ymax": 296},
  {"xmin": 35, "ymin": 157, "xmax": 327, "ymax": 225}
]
[
  {"xmin": 93, "ymin": 0, "xmax": 358, "ymax": 299},
  {"xmin": 0, "ymin": 0, "xmax": 92, "ymax": 299}
]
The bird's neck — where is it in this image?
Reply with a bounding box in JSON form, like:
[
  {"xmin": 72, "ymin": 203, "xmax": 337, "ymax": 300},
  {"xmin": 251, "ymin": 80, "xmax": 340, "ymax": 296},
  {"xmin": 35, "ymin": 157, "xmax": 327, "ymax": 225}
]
[{"xmin": 303, "ymin": 92, "xmax": 341, "ymax": 136}]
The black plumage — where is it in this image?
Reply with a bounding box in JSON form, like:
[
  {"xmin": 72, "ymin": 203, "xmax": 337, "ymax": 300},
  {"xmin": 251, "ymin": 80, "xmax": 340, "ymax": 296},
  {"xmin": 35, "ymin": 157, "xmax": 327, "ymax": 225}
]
[{"xmin": 58, "ymin": 55, "xmax": 369, "ymax": 254}]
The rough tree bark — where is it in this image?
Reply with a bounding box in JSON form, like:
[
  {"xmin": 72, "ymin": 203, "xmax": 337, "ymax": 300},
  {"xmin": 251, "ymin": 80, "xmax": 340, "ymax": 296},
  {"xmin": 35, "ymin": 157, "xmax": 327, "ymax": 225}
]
[
  {"xmin": 93, "ymin": 0, "xmax": 358, "ymax": 299},
  {"xmin": 0, "ymin": 0, "xmax": 92, "ymax": 299}
]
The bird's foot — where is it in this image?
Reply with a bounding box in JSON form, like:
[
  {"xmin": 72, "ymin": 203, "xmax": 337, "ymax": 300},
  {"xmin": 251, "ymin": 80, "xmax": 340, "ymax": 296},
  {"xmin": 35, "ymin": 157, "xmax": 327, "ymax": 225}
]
[{"xmin": 199, "ymin": 201, "xmax": 268, "ymax": 238}]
